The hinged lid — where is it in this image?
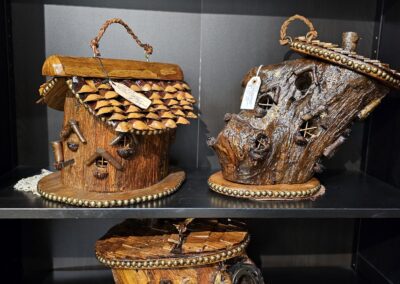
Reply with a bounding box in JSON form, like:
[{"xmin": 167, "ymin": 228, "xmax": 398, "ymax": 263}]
[
  {"xmin": 280, "ymin": 14, "xmax": 400, "ymax": 89},
  {"xmin": 37, "ymin": 18, "xmax": 197, "ymax": 135},
  {"xmin": 95, "ymin": 219, "xmax": 249, "ymax": 269}
]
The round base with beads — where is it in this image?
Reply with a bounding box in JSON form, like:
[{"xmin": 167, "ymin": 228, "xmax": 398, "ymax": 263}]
[
  {"xmin": 95, "ymin": 219, "xmax": 264, "ymax": 284},
  {"xmin": 208, "ymin": 171, "xmax": 324, "ymax": 201},
  {"xmin": 38, "ymin": 170, "xmax": 185, "ymax": 208}
]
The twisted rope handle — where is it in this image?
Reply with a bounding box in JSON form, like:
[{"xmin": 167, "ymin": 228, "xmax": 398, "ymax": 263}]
[
  {"xmin": 280, "ymin": 14, "xmax": 318, "ymax": 45},
  {"xmin": 90, "ymin": 18, "xmax": 153, "ymax": 58}
]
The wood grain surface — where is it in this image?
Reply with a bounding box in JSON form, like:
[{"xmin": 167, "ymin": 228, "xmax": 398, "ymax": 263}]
[
  {"xmin": 95, "ymin": 220, "xmax": 257, "ymax": 284},
  {"xmin": 61, "ymin": 95, "xmax": 172, "ymax": 192},
  {"xmin": 209, "ymin": 58, "xmax": 389, "ymax": 185},
  {"xmin": 112, "ymin": 266, "xmax": 231, "ymax": 284},
  {"xmin": 38, "ymin": 170, "xmax": 184, "ymax": 205},
  {"xmin": 38, "ymin": 77, "xmax": 69, "ymax": 111},
  {"xmin": 96, "ymin": 219, "xmax": 248, "ymax": 261},
  {"xmin": 42, "ymin": 55, "xmax": 184, "ymax": 81}
]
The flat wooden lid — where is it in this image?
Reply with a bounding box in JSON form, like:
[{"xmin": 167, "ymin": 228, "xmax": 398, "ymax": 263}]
[
  {"xmin": 279, "ymin": 15, "xmax": 400, "ymax": 89},
  {"xmin": 288, "ymin": 38, "xmax": 400, "ymax": 90},
  {"xmin": 95, "ymin": 219, "xmax": 249, "ymax": 269},
  {"xmin": 42, "ymin": 55, "xmax": 184, "ymax": 81}
]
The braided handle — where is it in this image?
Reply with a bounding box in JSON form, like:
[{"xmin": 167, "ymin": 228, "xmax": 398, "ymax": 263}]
[
  {"xmin": 280, "ymin": 14, "xmax": 318, "ymax": 45},
  {"xmin": 90, "ymin": 18, "xmax": 153, "ymax": 58}
]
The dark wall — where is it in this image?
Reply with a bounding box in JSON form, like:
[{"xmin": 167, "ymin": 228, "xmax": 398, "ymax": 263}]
[
  {"xmin": 246, "ymin": 219, "xmax": 355, "ymax": 269},
  {"xmin": 364, "ymin": 0, "xmax": 400, "ymax": 188},
  {"xmin": 356, "ymin": 1, "xmax": 400, "ymax": 283},
  {"xmin": 0, "ymin": 0, "xmax": 17, "ymax": 176},
  {"xmin": 0, "ymin": 220, "xmax": 22, "ymax": 283},
  {"xmin": 11, "ymin": 0, "xmax": 48, "ymax": 168},
  {"xmin": 356, "ymin": 219, "xmax": 400, "ymax": 283}
]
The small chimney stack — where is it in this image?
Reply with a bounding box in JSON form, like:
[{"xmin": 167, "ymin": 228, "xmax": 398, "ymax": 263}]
[{"xmin": 341, "ymin": 32, "xmax": 359, "ymax": 52}]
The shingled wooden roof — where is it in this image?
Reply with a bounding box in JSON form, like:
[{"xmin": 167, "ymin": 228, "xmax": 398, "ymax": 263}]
[
  {"xmin": 95, "ymin": 219, "xmax": 249, "ymax": 269},
  {"xmin": 39, "ymin": 76, "xmax": 197, "ymax": 134}
]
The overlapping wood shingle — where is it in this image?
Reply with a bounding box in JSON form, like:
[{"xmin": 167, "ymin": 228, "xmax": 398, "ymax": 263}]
[{"xmin": 39, "ymin": 76, "xmax": 197, "ymax": 134}]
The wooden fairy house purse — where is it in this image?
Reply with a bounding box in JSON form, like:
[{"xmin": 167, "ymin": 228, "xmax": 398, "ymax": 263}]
[
  {"xmin": 95, "ymin": 219, "xmax": 264, "ymax": 284},
  {"xmin": 36, "ymin": 19, "xmax": 197, "ymax": 207},
  {"xmin": 208, "ymin": 15, "xmax": 400, "ymax": 201}
]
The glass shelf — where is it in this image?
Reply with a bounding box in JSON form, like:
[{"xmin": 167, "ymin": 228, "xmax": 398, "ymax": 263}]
[{"xmin": 1, "ymin": 167, "xmax": 400, "ymax": 219}]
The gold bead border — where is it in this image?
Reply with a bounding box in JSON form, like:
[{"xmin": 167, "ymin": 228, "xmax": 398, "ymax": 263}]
[
  {"xmin": 290, "ymin": 40, "xmax": 400, "ymax": 89},
  {"xmin": 40, "ymin": 77, "xmax": 59, "ymax": 97},
  {"xmin": 37, "ymin": 176, "xmax": 184, "ymax": 208},
  {"xmin": 208, "ymin": 180, "xmax": 321, "ymax": 200},
  {"xmin": 96, "ymin": 236, "xmax": 249, "ymax": 270}
]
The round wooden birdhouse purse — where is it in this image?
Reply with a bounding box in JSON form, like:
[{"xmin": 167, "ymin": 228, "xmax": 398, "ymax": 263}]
[
  {"xmin": 36, "ymin": 19, "xmax": 197, "ymax": 207},
  {"xmin": 95, "ymin": 219, "xmax": 264, "ymax": 284},
  {"xmin": 208, "ymin": 15, "xmax": 400, "ymax": 201}
]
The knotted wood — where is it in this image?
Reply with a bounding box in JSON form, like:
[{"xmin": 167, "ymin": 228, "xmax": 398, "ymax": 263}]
[
  {"xmin": 112, "ymin": 266, "xmax": 231, "ymax": 284},
  {"xmin": 209, "ymin": 58, "xmax": 389, "ymax": 185},
  {"xmin": 42, "ymin": 55, "xmax": 184, "ymax": 81},
  {"xmin": 95, "ymin": 219, "xmax": 256, "ymax": 284},
  {"xmin": 62, "ymin": 95, "xmax": 171, "ymax": 192}
]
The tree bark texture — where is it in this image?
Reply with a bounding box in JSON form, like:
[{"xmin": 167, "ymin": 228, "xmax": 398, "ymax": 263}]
[
  {"xmin": 95, "ymin": 219, "xmax": 262, "ymax": 284},
  {"xmin": 61, "ymin": 94, "xmax": 171, "ymax": 192},
  {"xmin": 112, "ymin": 266, "xmax": 231, "ymax": 284},
  {"xmin": 210, "ymin": 58, "xmax": 389, "ymax": 185}
]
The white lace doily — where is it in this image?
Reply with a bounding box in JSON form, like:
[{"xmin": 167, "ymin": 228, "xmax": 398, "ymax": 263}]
[{"xmin": 13, "ymin": 169, "xmax": 52, "ymax": 196}]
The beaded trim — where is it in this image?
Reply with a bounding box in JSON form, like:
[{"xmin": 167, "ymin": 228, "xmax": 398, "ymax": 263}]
[
  {"xmin": 37, "ymin": 174, "xmax": 184, "ymax": 208},
  {"xmin": 290, "ymin": 38, "xmax": 400, "ymax": 89},
  {"xmin": 208, "ymin": 179, "xmax": 321, "ymax": 200},
  {"xmin": 40, "ymin": 77, "xmax": 59, "ymax": 97},
  {"xmin": 96, "ymin": 236, "xmax": 249, "ymax": 269}
]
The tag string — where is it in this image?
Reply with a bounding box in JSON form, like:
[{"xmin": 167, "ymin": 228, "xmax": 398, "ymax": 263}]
[
  {"xmin": 256, "ymin": 65, "xmax": 263, "ymax": 77},
  {"xmin": 95, "ymin": 57, "xmax": 111, "ymax": 83}
]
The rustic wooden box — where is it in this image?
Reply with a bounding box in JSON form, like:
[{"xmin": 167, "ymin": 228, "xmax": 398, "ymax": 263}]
[
  {"xmin": 208, "ymin": 15, "xmax": 400, "ymax": 201},
  {"xmin": 95, "ymin": 219, "xmax": 264, "ymax": 284},
  {"xmin": 36, "ymin": 19, "xmax": 196, "ymax": 207}
]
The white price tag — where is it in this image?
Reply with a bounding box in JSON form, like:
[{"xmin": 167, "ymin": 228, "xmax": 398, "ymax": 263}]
[
  {"xmin": 240, "ymin": 76, "xmax": 261, "ymax": 110},
  {"xmin": 240, "ymin": 65, "xmax": 263, "ymax": 110},
  {"xmin": 110, "ymin": 81, "xmax": 152, "ymax": 109}
]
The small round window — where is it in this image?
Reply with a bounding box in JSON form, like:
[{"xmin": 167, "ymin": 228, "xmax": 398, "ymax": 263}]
[
  {"xmin": 295, "ymin": 72, "xmax": 312, "ymax": 92},
  {"xmin": 257, "ymin": 94, "xmax": 276, "ymax": 111}
]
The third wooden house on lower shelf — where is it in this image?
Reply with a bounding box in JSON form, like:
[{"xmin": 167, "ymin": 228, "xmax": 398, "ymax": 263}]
[
  {"xmin": 96, "ymin": 219, "xmax": 264, "ymax": 284},
  {"xmin": 36, "ymin": 18, "xmax": 197, "ymax": 207}
]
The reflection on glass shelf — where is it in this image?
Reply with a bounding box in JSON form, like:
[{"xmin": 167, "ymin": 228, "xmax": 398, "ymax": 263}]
[
  {"xmin": 42, "ymin": 268, "xmax": 113, "ymax": 284},
  {"xmin": 40, "ymin": 266, "xmax": 359, "ymax": 284},
  {"xmin": 1, "ymin": 167, "xmax": 400, "ymax": 218},
  {"xmin": 209, "ymin": 194, "xmax": 315, "ymax": 209},
  {"xmin": 263, "ymin": 267, "xmax": 359, "ymax": 284}
]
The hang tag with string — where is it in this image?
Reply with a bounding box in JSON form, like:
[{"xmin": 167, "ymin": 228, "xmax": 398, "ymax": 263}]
[
  {"xmin": 110, "ymin": 81, "xmax": 151, "ymax": 109},
  {"xmin": 95, "ymin": 57, "xmax": 152, "ymax": 110},
  {"xmin": 240, "ymin": 65, "xmax": 263, "ymax": 110}
]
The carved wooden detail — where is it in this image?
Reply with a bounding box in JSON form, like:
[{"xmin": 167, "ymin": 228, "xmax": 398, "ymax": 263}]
[
  {"xmin": 37, "ymin": 18, "xmax": 197, "ymax": 207},
  {"xmin": 209, "ymin": 15, "xmax": 398, "ymax": 200},
  {"xmin": 95, "ymin": 219, "xmax": 264, "ymax": 284}
]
